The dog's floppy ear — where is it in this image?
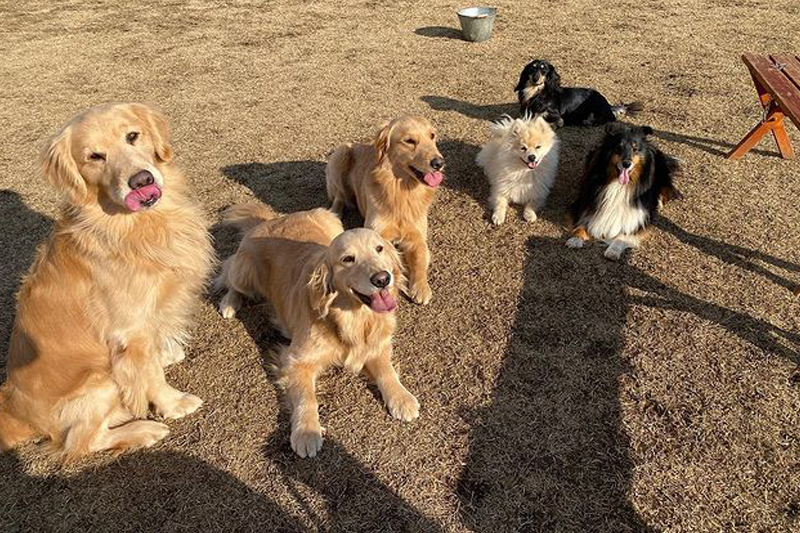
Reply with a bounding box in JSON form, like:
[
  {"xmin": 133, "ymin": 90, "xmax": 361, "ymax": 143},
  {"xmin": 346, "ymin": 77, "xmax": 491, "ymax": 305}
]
[
  {"xmin": 130, "ymin": 103, "xmax": 173, "ymax": 163},
  {"xmin": 40, "ymin": 125, "xmax": 86, "ymax": 204},
  {"xmin": 514, "ymin": 64, "xmax": 531, "ymax": 93},
  {"xmin": 385, "ymin": 241, "xmax": 407, "ymax": 294},
  {"xmin": 308, "ymin": 256, "xmax": 336, "ymax": 319},
  {"xmin": 374, "ymin": 121, "xmax": 395, "ymax": 164},
  {"xmin": 544, "ymin": 65, "xmax": 561, "ymax": 92}
]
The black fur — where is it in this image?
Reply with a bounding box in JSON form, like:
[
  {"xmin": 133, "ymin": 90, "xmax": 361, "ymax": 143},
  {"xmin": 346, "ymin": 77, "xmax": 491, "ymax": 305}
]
[
  {"xmin": 570, "ymin": 123, "xmax": 681, "ymax": 231},
  {"xmin": 515, "ymin": 60, "xmax": 642, "ymax": 127}
]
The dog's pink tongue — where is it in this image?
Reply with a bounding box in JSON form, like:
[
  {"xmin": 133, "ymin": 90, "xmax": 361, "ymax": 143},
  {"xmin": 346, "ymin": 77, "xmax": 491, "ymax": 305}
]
[
  {"xmin": 124, "ymin": 184, "xmax": 162, "ymax": 211},
  {"xmin": 370, "ymin": 289, "xmax": 397, "ymax": 312},
  {"xmin": 423, "ymin": 171, "xmax": 443, "ymax": 188},
  {"xmin": 618, "ymin": 167, "xmax": 630, "ymax": 185},
  {"xmin": 527, "ymin": 161, "xmax": 538, "ymax": 169}
]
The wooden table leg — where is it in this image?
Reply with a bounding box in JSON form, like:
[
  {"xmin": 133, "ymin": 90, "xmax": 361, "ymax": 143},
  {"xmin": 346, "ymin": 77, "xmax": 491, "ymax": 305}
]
[{"xmin": 728, "ymin": 75, "xmax": 795, "ymax": 160}]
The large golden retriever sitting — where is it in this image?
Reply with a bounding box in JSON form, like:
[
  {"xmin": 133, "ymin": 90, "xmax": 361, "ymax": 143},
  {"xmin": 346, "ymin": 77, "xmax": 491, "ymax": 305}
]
[
  {"xmin": 0, "ymin": 104, "xmax": 213, "ymax": 461},
  {"xmin": 325, "ymin": 116, "xmax": 445, "ymax": 305},
  {"xmin": 216, "ymin": 205, "xmax": 419, "ymax": 458}
]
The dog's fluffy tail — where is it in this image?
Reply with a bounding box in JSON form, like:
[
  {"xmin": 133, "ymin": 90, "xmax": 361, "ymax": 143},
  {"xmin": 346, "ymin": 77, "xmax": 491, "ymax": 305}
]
[
  {"xmin": 221, "ymin": 203, "xmax": 275, "ymax": 233},
  {"xmin": 0, "ymin": 384, "xmax": 37, "ymax": 451},
  {"xmin": 611, "ymin": 101, "xmax": 644, "ymax": 119}
]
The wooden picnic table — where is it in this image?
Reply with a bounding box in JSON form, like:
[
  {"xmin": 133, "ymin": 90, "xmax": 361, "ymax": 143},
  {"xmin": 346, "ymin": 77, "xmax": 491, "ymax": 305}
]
[{"xmin": 728, "ymin": 53, "xmax": 800, "ymax": 160}]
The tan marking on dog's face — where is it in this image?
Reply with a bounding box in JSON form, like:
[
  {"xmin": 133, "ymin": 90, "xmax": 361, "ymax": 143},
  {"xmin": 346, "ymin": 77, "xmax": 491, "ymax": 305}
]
[
  {"xmin": 327, "ymin": 228, "xmax": 402, "ymax": 302},
  {"xmin": 608, "ymin": 152, "xmax": 643, "ymax": 184},
  {"xmin": 384, "ymin": 116, "xmax": 444, "ymax": 181},
  {"xmin": 42, "ymin": 103, "xmax": 173, "ymax": 209}
]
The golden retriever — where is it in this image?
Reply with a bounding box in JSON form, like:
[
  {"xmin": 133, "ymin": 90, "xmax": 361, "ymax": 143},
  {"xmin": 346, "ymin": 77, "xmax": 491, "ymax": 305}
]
[
  {"xmin": 325, "ymin": 116, "xmax": 444, "ymax": 305},
  {"xmin": 0, "ymin": 103, "xmax": 214, "ymax": 461},
  {"xmin": 216, "ymin": 205, "xmax": 419, "ymax": 458}
]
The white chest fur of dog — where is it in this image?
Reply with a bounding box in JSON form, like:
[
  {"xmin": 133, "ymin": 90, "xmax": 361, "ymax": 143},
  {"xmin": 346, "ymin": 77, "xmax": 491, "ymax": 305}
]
[{"xmin": 587, "ymin": 181, "xmax": 649, "ymax": 240}]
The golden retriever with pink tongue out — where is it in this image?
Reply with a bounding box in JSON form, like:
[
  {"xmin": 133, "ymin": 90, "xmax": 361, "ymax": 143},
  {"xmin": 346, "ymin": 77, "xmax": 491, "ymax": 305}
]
[
  {"xmin": 0, "ymin": 103, "xmax": 213, "ymax": 461},
  {"xmin": 325, "ymin": 116, "xmax": 444, "ymax": 305},
  {"xmin": 216, "ymin": 205, "xmax": 419, "ymax": 458}
]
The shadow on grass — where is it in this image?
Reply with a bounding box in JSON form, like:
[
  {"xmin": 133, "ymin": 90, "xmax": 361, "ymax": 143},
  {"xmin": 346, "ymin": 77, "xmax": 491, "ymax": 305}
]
[
  {"xmin": 0, "ymin": 190, "xmax": 53, "ymax": 381},
  {"xmin": 220, "ymin": 161, "xmax": 328, "ymax": 214},
  {"xmin": 656, "ymin": 217, "xmax": 800, "ymax": 295},
  {"xmin": 414, "ymin": 26, "xmax": 463, "ymax": 40},
  {"xmin": 0, "ymin": 451, "xmax": 302, "ymax": 533},
  {"xmin": 421, "ymin": 95, "xmax": 517, "ymax": 122},
  {"xmin": 458, "ymin": 232, "xmax": 800, "ymax": 531},
  {"xmin": 652, "ymin": 129, "xmax": 778, "ymax": 158}
]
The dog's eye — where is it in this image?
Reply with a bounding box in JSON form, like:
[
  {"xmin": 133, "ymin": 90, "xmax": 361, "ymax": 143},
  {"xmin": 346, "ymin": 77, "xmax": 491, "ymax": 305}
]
[
  {"xmin": 376, "ymin": 245, "xmax": 383, "ymax": 253},
  {"xmin": 430, "ymin": 132, "xmax": 435, "ymax": 140},
  {"xmin": 342, "ymin": 255, "xmax": 355, "ymax": 264},
  {"xmin": 404, "ymin": 138, "xmax": 417, "ymax": 146},
  {"xmin": 535, "ymin": 145, "xmax": 542, "ymax": 150},
  {"xmin": 126, "ymin": 131, "xmax": 139, "ymax": 144},
  {"xmin": 520, "ymin": 145, "xmax": 527, "ymax": 151},
  {"xmin": 89, "ymin": 152, "xmax": 106, "ymax": 161}
]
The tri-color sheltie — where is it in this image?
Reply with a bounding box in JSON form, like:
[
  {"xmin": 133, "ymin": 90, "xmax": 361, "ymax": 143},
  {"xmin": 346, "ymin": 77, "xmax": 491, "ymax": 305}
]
[
  {"xmin": 566, "ymin": 123, "xmax": 681, "ymax": 260},
  {"xmin": 476, "ymin": 114, "xmax": 560, "ymax": 225}
]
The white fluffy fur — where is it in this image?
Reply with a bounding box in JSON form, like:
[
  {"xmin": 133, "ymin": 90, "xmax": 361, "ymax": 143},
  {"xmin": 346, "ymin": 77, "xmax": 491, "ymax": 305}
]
[
  {"xmin": 476, "ymin": 115, "xmax": 560, "ymax": 225},
  {"xmin": 586, "ymin": 181, "xmax": 648, "ymax": 241}
]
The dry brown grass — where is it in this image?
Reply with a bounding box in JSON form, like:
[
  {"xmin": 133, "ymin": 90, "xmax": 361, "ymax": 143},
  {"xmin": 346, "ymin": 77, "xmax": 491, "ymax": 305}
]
[{"xmin": 2, "ymin": 1, "xmax": 800, "ymax": 532}]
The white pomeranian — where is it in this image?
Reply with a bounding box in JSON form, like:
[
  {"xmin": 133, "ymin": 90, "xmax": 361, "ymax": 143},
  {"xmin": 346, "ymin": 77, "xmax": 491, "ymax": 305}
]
[{"xmin": 476, "ymin": 115, "xmax": 560, "ymax": 225}]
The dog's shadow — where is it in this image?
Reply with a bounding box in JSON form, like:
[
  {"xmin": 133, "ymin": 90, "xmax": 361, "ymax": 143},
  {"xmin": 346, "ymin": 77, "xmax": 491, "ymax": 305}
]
[
  {"xmin": 0, "ymin": 190, "xmax": 53, "ymax": 381},
  {"xmin": 422, "ymin": 95, "xmax": 518, "ymax": 122},
  {"xmin": 0, "ymin": 450, "xmax": 307, "ymax": 532},
  {"xmin": 221, "ymin": 161, "xmax": 329, "ymax": 214}
]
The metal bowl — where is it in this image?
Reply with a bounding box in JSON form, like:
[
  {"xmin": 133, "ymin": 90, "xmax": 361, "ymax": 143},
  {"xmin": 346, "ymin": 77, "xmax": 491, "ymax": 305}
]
[{"xmin": 457, "ymin": 7, "xmax": 497, "ymax": 42}]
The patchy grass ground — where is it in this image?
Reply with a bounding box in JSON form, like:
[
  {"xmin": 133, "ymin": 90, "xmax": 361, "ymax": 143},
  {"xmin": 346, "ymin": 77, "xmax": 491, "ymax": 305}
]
[{"xmin": 1, "ymin": 1, "xmax": 800, "ymax": 531}]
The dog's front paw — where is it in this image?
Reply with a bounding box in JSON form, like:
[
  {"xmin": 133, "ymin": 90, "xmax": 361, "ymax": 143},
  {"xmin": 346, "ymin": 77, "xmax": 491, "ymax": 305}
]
[
  {"xmin": 408, "ymin": 281, "xmax": 432, "ymax": 305},
  {"xmin": 155, "ymin": 390, "xmax": 203, "ymax": 419},
  {"xmin": 604, "ymin": 242, "xmax": 626, "ymax": 261},
  {"xmin": 291, "ymin": 424, "xmax": 324, "ymax": 458},
  {"xmin": 491, "ymin": 209, "xmax": 506, "ymax": 225},
  {"xmin": 126, "ymin": 421, "xmax": 171, "ymax": 450},
  {"xmin": 523, "ymin": 206, "xmax": 538, "ymax": 222},
  {"xmin": 386, "ymin": 389, "xmax": 420, "ymax": 422},
  {"xmin": 566, "ymin": 237, "xmax": 585, "ymax": 249},
  {"xmin": 219, "ymin": 290, "xmax": 241, "ymax": 319}
]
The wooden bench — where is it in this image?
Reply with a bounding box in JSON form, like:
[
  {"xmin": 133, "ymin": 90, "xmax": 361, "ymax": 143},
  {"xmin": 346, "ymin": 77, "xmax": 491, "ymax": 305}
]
[{"xmin": 728, "ymin": 54, "xmax": 800, "ymax": 160}]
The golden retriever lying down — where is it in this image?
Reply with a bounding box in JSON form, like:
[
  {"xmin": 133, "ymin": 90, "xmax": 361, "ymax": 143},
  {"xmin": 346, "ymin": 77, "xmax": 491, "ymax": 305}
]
[
  {"xmin": 326, "ymin": 116, "xmax": 444, "ymax": 305},
  {"xmin": 216, "ymin": 205, "xmax": 419, "ymax": 458},
  {"xmin": 0, "ymin": 104, "xmax": 213, "ymax": 461}
]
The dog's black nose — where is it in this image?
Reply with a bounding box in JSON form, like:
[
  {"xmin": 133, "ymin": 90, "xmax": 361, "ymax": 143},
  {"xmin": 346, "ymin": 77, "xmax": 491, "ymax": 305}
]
[
  {"xmin": 128, "ymin": 171, "xmax": 154, "ymax": 190},
  {"xmin": 370, "ymin": 271, "xmax": 391, "ymax": 289},
  {"xmin": 430, "ymin": 157, "xmax": 445, "ymax": 171},
  {"xmin": 527, "ymin": 154, "xmax": 537, "ymax": 163},
  {"xmin": 622, "ymin": 160, "xmax": 633, "ymax": 169}
]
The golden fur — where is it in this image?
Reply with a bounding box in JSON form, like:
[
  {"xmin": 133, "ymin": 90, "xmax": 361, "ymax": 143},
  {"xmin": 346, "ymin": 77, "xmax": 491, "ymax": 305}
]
[
  {"xmin": 325, "ymin": 116, "xmax": 444, "ymax": 305},
  {"xmin": 216, "ymin": 205, "xmax": 419, "ymax": 458},
  {"xmin": 0, "ymin": 104, "xmax": 214, "ymax": 461}
]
